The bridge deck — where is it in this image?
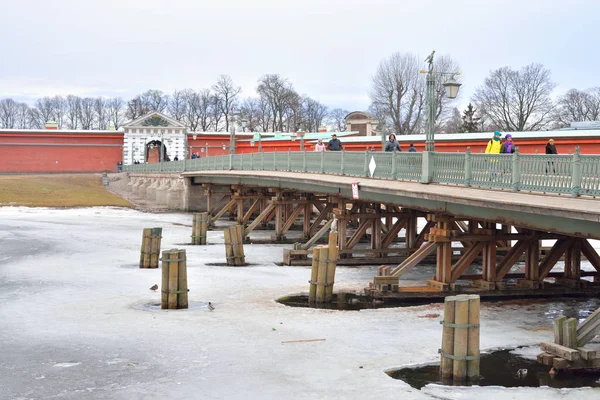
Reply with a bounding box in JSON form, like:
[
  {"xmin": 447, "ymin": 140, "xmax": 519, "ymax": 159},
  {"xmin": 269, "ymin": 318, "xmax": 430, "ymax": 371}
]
[{"xmin": 183, "ymin": 170, "xmax": 600, "ymax": 239}]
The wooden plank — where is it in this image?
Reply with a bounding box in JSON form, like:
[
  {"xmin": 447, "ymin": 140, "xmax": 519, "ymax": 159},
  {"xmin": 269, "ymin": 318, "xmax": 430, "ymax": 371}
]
[
  {"xmin": 581, "ymin": 239, "xmax": 600, "ymax": 272},
  {"xmin": 440, "ymin": 296, "xmax": 456, "ymax": 378},
  {"xmin": 467, "ymin": 295, "xmax": 480, "ymax": 379},
  {"xmin": 325, "ymin": 232, "xmax": 338, "ymax": 302},
  {"xmin": 210, "ymin": 198, "xmax": 236, "ymax": 223},
  {"xmin": 373, "ymin": 276, "xmax": 400, "ymax": 285},
  {"xmin": 452, "ymin": 297, "xmax": 469, "ymax": 380},
  {"xmin": 160, "ymin": 249, "xmax": 169, "ymax": 309},
  {"xmin": 537, "ymin": 352, "xmax": 554, "ymax": 366},
  {"xmin": 281, "ymin": 204, "xmax": 305, "ymax": 234},
  {"xmin": 177, "ymin": 249, "xmax": 188, "ymax": 309},
  {"xmin": 540, "ymin": 342, "xmax": 580, "ymax": 361},
  {"xmin": 563, "ymin": 318, "xmax": 577, "ymax": 348},
  {"xmin": 381, "ymin": 216, "xmax": 408, "ymax": 249},
  {"xmin": 390, "ymin": 242, "xmax": 440, "ymax": 277},
  {"xmin": 554, "ymin": 316, "xmax": 566, "ymax": 345},
  {"xmin": 577, "ymin": 347, "xmax": 597, "ymax": 361},
  {"xmin": 539, "ymin": 238, "xmax": 572, "ymax": 280},
  {"xmin": 576, "ymin": 317, "xmax": 600, "ymax": 347},
  {"xmin": 244, "ymin": 203, "xmax": 275, "ymax": 237},
  {"xmin": 315, "ymin": 246, "xmax": 328, "ymax": 303},
  {"xmin": 345, "ymin": 219, "xmax": 372, "ymax": 250},
  {"xmin": 495, "ymin": 240, "xmax": 528, "ymax": 281},
  {"xmin": 577, "ymin": 307, "xmax": 600, "ymax": 333},
  {"xmin": 308, "ymin": 247, "xmax": 319, "ymax": 303},
  {"xmin": 167, "ymin": 250, "xmax": 179, "ymax": 309},
  {"xmin": 552, "ymin": 357, "xmax": 570, "ymax": 369},
  {"xmin": 450, "ymin": 242, "xmax": 487, "ymax": 282},
  {"xmin": 301, "ymin": 219, "xmax": 334, "ymax": 251}
]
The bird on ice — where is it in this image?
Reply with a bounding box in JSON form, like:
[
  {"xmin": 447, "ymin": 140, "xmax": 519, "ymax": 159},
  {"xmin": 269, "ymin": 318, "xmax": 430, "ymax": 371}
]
[
  {"xmin": 516, "ymin": 368, "xmax": 528, "ymax": 379},
  {"xmin": 149, "ymin": 284, "xmax": 158, "ymax": 291},
  {"xmin": 208, "ymin": 302, "xmax": 215, "ymax": 311}
]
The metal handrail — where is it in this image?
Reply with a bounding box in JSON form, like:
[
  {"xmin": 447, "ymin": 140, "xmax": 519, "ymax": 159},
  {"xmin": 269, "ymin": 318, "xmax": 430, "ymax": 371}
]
[{"xmin": 122, "ymin": 147, "xmax": 599, "ymax": 198}]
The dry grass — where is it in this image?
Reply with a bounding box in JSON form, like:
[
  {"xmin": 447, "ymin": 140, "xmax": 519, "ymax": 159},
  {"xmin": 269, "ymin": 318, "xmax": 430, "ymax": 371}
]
[{"xmin": 0, "ymin": 174, "xmax": 134, "ymax": 208}]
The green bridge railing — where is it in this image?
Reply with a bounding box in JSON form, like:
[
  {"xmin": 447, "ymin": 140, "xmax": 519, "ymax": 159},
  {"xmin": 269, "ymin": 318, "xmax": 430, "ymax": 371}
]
[{"xmin": 122, "ymin": 148, "xmax": 600, "ymax": 198}]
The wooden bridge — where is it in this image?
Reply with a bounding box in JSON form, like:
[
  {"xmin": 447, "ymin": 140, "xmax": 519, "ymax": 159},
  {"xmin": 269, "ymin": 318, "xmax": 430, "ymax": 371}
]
[{"xmin": 122, "ymin": 150, "xmax": 600, "ymax": 299}]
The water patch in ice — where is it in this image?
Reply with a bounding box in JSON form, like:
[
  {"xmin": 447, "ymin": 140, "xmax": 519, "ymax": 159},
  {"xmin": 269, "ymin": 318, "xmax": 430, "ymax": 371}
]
[
  {"xmin": 132, "ymin": 300, "xmax": 211, "ymax": 312},
  {"xmin": 53, "ymin": 362, "xmax": 81, "ymax": 368}
]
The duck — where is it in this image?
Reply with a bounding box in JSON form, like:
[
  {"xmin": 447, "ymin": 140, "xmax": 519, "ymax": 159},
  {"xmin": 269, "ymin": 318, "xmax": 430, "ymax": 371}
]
[{"xmin": 208, "ymin": 302, "xmax": 215, "ymax": 311}]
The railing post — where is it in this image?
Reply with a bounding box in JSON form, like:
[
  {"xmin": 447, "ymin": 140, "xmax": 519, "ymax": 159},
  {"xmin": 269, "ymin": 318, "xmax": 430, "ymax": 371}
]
[
  {"xmin": 287, "ymin": 149, "xmax": 291, "ymax": 172},
  {"xmin": 261, "ymin": 151, "xmax": 264, "ymax": 170},
  {"xmin": 320, "ymin": 150, "xmax": 325, "ymax": 173},
  {"xmin": 229, "ymin": 154, "xmax": 233, "ymax": 170},
  {"xmin": 240, "ymin": 154, "xmax": 244, "ymax": 170},
  {"xmin": 183, "ymin": 157, "xmax": 187, "ymax": 172},
  {"xmin": 420, "ymin": 151, "xmax": 432, "ymax": 184},
  {"xmin": 391, "ymin": 151, "xmax": 397, "ymax": 180},
  {"xmin": 273, "ymin": 150, "xmax": 277, "ymax": 171},
  {"xmin": 571, "ymin": 146, "xmax": 582, "ymax": 197},
  {"xmin": 364, "ymin": 150, "xmax": 370, "ymax": 178},
  {"xmin": 250, "ymin": 153, "xmax": 254, "ymax": 170},
  {"xmin": 511, "ymin": 147, "xmax": 521, "ymax": 192},
  {"xmin": 303, "ymin": 150, "xmax": 307, "ymax": 173},
  {"xmin": 340, "ymin": 149, "xmax": 345, "ymax": 175},
  {"xmin": 464, "ymin": 147, "xmax": 472, "ymax": 187}
]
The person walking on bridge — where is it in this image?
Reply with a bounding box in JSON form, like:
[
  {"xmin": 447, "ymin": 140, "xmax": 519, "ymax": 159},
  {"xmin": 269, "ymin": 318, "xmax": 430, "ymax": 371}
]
[
  {"xmin": 546, "ymin": 138, "xmax": 558, "ymax": 173},
  {"xmin": 485, "ymin": 131, "xmax": 502, "ymax": 154},
  {"xmin": 500, "ymin": 134, "xmax": 515, "ymax": 153},
  {"xmin": 384, "ymin": 134, "xmax": 402, "ymax": 152},
  {"xmin": 327, "ymin": 134, "xmax": 343, "ymax": 151},
  {"xmin": 314, "ymin": 138, "xmax": 326, "ymax": 152}
]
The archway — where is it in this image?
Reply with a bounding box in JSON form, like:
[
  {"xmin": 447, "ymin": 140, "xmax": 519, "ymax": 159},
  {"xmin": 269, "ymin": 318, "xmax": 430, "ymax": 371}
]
[{"xmin": 146, "ymin": 140, "xmax": 169, "ymax": 163}]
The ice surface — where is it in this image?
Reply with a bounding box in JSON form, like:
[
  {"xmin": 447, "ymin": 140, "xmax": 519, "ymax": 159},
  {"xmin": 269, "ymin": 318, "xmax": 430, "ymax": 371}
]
[{"xmin": 0, "ymin": 207, "xmax": 599, "ymax": 400}]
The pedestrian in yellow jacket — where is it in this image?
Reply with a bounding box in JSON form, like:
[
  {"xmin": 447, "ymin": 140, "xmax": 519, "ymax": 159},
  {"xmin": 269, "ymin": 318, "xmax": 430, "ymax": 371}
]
[{"xmin": 485, "ymin": 131, "xmax": 503, "ymax": 154}]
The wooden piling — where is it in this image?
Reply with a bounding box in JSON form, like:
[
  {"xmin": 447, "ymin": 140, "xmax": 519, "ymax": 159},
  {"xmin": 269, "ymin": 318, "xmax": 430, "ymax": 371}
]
[
  {"xmin": 192, "ymin": 212, "xmax": 208, "ymax": 245},
  {"xmin": 440, "ymin": 296, "xmax": 456, "ymax": 378},
  {"xmin": 309, "ymin": 246, "xmax": 319, "ymax": 303},
  {"xmin": 467, "ymin": 295, "xmax": 480, "ymax": 379},
  {"xmin": 177, "ymin": 249, "xmax": 188, "ymax": 309},
  {"xmin": 140, "ymin": 227, "xmax": 162, "ymax": 268},
  {"xmin": 140, "ymin": 228, "xmax": 152, "ymax": 268},
  {"xmin": 325, "ymin": 232, "xmax": 339, "ymax": 302},
  {"xmin": 161, "ymin": 249, "xmax": 169, "ymax": 308},
  {"xmin": 316, "ymin": 246, "xmax": 329, "ymax": 303},
  {"xmin": 224, "ymin": 225, "xmax": 245, "ymax": 266},
  {"xmin": 452, "ymin": 296, "xmax": 470, "ymax": 381},
  {"xmin": 161, "ymin": 248, "xmax": 188, "ymax": 310},
  {"xmin": 149, "ymin": 228, "xmax": 162, "ymax": 268},
  {"xmin": 167, "ymin": 249, "xmax": 179, "ymax": 309}
]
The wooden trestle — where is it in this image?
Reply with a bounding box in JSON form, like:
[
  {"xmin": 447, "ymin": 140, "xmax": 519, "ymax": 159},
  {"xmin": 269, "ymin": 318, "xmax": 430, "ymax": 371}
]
[{"xmin": 201, "ymin": 183, "xmax": 600, "ymax": 297}]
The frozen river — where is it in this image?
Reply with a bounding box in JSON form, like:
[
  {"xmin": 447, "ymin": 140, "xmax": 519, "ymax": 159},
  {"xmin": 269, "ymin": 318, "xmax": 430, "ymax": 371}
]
[{"xmin": 1, "ymin": 207, "xmax": 599, "ymax": 399}]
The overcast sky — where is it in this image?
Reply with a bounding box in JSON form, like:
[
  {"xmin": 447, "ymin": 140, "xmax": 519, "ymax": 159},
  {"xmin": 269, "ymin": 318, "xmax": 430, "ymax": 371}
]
[{"xmin": 1, "ymin": 0, "xmax": 598, "ymax": 111}]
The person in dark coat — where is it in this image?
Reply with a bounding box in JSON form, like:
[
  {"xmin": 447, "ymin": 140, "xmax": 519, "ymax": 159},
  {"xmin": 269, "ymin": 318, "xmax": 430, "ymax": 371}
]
[
  {"xmin": 327, "ymin": 134, "xmax": 343, "ymax": 151},
  {"xmin": 384, "ymin": 134, "xmax": 402, "ymax": 152},
  {"xmin": 500, "ymin": 134, "xmax": 515, "ymax": 153},
  {"xmin": 545, "ymin": 138, "xmax": 558, "ymax": 154},
  {"xmin": 545, "ymin": 138, "xmax": 557, "ymax": 173},
  {"xmin": 408, "ymin": 143, "xmax": 416, "ymax": 152}
]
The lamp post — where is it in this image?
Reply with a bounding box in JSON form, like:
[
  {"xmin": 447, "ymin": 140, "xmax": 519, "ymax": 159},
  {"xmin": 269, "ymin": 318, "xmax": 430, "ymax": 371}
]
[
  {"xmin": 254, "ymin": 132, "xmax": 262, "ymax": 152},
  {"xmin": 241, "ymin": 118, "xmax": 247, "ymax": 132},
  {"xmin": 296, "ymin": 129, "xmax": 306, "ymax": 151},
  {"xmin": 421, "ymin": 50, "xmax": 461, "ymax": 152}
]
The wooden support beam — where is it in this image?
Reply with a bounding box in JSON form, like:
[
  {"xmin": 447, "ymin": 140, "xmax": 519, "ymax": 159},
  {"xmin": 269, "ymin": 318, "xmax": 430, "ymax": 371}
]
[
  {"xmin": 301, "ymin": 219, "xmax": 334, "ymax": 251},
  {"xmin": 539, "ymin": 238, "xmax": 573, "ymax": 280},
  {"xmin": 390, "ymin": 242, "xmax": 440, "ymax": 277},
  {"xmin": 371, "ymin": 217, "xmax": 382, "ymax": 251},
  {"xmin": 581, "ymin": 239, "xmax": 600, "ymax": 272},
  {"xmin": 210, "ymin": 198, "xmax": 236, "ymax": 223},
  {"xmin": 345, "ymin": 218, "xmax": 372, "ymax": 250},
  {"xmin": 576, "ymin": 307, "xmax": 600, "ymax": 347},
  {"xmin": 241, "ymin": 199, "xmax": 261, "ymax": 224},
  {"xmin": 244, "ymin": 204, "xmax": 276, "ymax": 237},
  {"xmin": 450, "ymin": 241, "xmax": 487, "ymax": 282},
  {"xmin": 540, "ymin": 342, "xmax": 580, "ymax": 361},
  {"xmin": 309, "ymin": 204, "xmax": 332, "ymax": 236},
  {"xmin": 414, "ymin": 220, "xmax": 435, "ymax": 248},
  {"xmin": 525, "ymin": 237, "xmax": 540, "ymax": 281},
  {"xmin": 282, "ymin": 204, "xmax": 305, "ymax": 234},
  {"xmin": 495, "ymin": 240, "xmax": 529, "ymax": 281},
  {"xmin": 381, "ymin": 216, "xmax": 408, "ymax": 249}
]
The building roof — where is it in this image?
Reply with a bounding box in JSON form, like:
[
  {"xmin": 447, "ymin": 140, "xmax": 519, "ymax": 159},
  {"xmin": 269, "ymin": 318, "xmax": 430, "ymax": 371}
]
[{"xmin": 122, "ymin": 111, "xmax": 186, "ymax": 128}]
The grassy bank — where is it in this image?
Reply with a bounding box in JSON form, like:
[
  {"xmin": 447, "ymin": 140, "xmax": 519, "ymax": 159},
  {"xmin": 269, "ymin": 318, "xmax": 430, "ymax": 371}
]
[{"xmin": 0, "ymin": 174, "xmax": 133, "ymax": 208}]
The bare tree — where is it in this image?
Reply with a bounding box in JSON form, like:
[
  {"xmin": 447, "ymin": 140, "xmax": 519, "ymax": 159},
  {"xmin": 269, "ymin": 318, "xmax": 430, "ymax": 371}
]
[
  {"xmin": 168, "ymin": 90, "xmax": 187, "ymax": 123},
  {"xmin": 257, "ymin": 74, "xmax": 295, "ymax": 132},
  {"xmin": 553, "ymin": 87, "xmax": 600, "ymax": 128},
  {"xmin": 213, "ymin": 75, "xmax": 241, "ymax": 132},
  {"xmin": 107, "ymin": 97, "xmax": 124, "ymax": 129},
  {"xmin": 302, "ymin": 96, "xmax": 328, "ymax": 132},
  {"xmin": 328, "ymin": 108, "xmax": 349, "ymax": 132},
  {"xmin": 52, "ymin": 96, "xmax": 67, "ymax": 129},
  {"xmin": 34, "ymin": 97, "xmax": 56, "ymax": 127},
  {"xmin": 256, "ymin": 96, "xmax": 272, "ymax": 132},
  {"xmin": 370, "ymin": 52, "xmax": 460, "ymax": 135},
  {"xmin": 0, "ymin": 98, "xmax": 19, "ymax": 128},
  {"xmin": 441, "ymin": 108, "xmax": 462, "ymax": 133},
  {"xmin": 125, "ymin": 95, "xmax": 151, "ymax": 120},
  {"xmin": 209, "ymin": 94, "xmax": 223, "ymax": 131},
  {"xmin": 239, "ymin": 98, "xmax": 261, "ymax": 132},
  {"xmin": 142, "ymin": 89, "xmax": 169, "ymax": 113},
  {"xmin": 16, "ymin": 102, "xmax": 33, "ymax": 129},
  {"xmin": 66, "ymin": 95, "xmax": 81, "ymax": 129},
  {"xmin": 94, "ymin": 97, "xmax": 109, "ymax": 129},
  {"xmin": 472, "ymin": 63, "xmax": 556, "ymax": 131},
  {"xmin": 79, "ymin": 98, "xmax": 95, "ymax": 129},
  {"xmin": 370, "ymin": 53, "xmax": 425, "ymax": 135}
]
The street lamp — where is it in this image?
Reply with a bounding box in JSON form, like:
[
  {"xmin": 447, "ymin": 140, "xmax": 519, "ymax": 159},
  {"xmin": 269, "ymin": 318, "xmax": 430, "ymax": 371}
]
[
  {"xmin": 241, "ymin": 118, "xmax": 247, "ymax": 132},
  {"xmin": 253, "ymin": 132, "xmax": 262, "ymax": 152},
  {"xmin": 421, "ymin": 50, "xmax": 461, "ymax": 152},
  {"xmin": 296, "ymin": 129, "xmax": 306, "ymax": 151}
]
